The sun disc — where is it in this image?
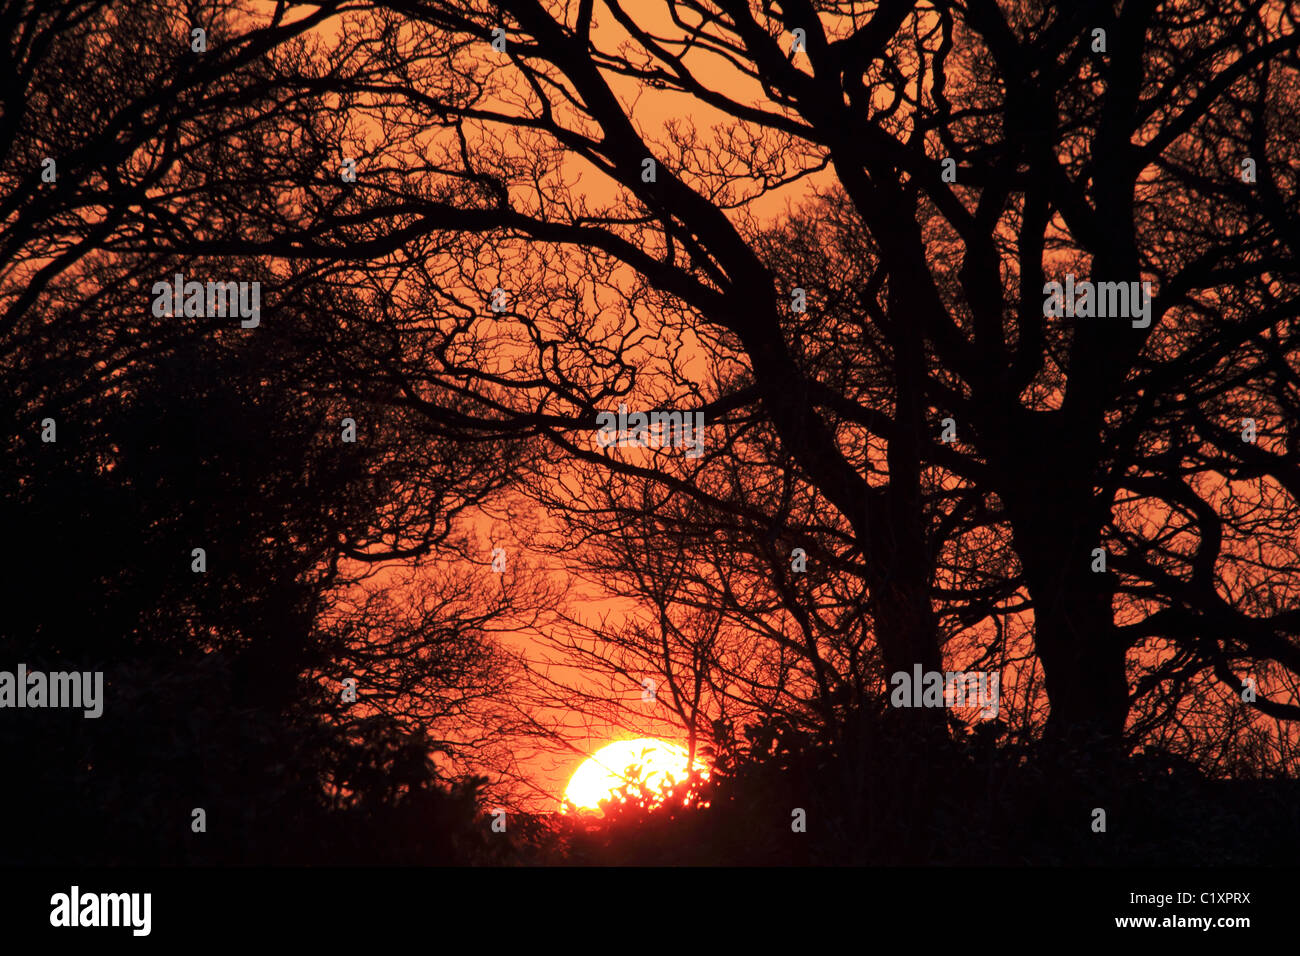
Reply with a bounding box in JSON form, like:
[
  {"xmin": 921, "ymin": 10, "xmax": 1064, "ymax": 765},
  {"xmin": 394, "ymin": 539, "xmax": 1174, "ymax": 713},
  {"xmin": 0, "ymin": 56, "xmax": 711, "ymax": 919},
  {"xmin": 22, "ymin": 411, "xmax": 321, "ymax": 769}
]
[{"xmin": 563, "ymin": 738, "xmax": 702, "ymax": 812}]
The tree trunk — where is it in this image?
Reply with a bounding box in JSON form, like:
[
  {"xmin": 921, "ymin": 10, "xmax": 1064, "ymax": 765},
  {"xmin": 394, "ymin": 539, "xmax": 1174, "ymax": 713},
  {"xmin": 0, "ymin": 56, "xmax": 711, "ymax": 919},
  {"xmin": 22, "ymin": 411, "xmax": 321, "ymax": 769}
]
[{"xmin": 1000, "ymin": 424, "xmax": 1130, "ymax": 750}]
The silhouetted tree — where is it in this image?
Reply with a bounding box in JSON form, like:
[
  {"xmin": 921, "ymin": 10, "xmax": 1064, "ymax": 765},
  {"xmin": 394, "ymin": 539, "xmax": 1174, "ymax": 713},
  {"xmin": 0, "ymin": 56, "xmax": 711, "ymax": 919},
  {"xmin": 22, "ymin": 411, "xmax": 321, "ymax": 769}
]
[{"xmin": 206, "ymin": 0, "xmax": 1300, "ymax": 758}]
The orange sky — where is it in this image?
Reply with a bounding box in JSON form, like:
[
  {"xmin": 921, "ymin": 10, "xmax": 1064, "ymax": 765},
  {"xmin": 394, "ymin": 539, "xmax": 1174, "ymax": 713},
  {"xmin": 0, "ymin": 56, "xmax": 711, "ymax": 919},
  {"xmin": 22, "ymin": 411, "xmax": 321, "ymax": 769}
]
[{"xmin": 252, "ymin": 0, "xmax": 1300, "ymax": 806}]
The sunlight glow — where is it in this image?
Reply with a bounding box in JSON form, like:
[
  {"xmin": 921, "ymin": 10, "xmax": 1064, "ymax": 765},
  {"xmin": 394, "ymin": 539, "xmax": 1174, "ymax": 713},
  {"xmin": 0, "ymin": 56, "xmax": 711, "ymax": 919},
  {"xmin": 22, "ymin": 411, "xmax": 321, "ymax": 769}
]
[{"xmin": 562, "ymin": 738, "xmax": 706, "ymax": 812}]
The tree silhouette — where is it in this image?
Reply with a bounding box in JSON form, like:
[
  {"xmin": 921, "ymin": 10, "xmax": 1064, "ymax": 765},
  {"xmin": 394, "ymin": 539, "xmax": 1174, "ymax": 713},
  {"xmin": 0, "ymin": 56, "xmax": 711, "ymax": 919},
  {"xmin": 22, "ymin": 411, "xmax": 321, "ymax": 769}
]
[
  {"xmin": 173, "ymin": 1, "xmax": 1298, "ymax": 762},
  {"xmin": 5, "ymin": 0, "xmax": 1300, "ymax": 863}
]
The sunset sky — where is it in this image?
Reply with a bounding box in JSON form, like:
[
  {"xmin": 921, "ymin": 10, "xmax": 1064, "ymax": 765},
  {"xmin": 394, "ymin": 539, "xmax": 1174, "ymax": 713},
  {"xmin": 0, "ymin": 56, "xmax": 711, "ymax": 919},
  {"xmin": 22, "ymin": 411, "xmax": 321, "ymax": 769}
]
[{"xmin": 4, "ymin": 0, "xmax": 1299, "ymax": 883}]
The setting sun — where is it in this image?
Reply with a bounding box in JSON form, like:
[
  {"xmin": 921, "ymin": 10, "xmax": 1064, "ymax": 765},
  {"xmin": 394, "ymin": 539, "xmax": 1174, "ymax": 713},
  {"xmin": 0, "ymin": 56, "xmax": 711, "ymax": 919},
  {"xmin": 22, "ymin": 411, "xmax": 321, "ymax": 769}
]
[{"xmin": 563, "ymin": 738, "xmax": 706, "ymax": 813}]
